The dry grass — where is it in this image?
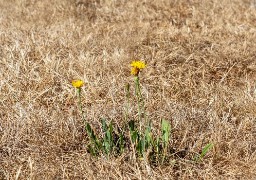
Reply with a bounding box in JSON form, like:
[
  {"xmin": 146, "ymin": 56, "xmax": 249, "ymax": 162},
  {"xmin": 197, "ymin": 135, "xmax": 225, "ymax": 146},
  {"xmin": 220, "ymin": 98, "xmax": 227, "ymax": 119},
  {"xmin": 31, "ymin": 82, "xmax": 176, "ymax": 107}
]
[{"xmin": 0, "ymin": 0, "xmax": 256, "ymax": 179}]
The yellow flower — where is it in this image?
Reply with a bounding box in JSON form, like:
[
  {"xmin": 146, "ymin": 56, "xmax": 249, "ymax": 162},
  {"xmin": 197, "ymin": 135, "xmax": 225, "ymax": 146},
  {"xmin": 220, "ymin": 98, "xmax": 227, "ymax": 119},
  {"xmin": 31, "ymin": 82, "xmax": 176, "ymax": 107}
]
[
  {"xmin": 130, "ymin": 61, "xmax": 146, "ymax": 76},
  {"xmin": 131, "ymin": 67, "xmax": 140, "ymax": 76},
  {"xmin": 131, "ymin": 61, "xmax": 146, "ymax": 69},
  {"xmin": 72, "ymin": 80, "xmax": 84, "ymax": 88}
]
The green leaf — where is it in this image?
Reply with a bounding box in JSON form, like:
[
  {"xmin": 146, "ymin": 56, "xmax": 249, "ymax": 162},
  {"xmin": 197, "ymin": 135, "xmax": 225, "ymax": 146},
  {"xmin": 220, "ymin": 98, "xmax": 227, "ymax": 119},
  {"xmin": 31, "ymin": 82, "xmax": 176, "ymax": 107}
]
[
  {"xmin": 200, "ymin": 143, "xmax": 213, "ymax": 159},
  {"xmin": 156, "ymin": 136, "xmax": 160, "ymax": 154},
  {"xmin": 137, "ymin": 138, "xmax": 145, "ymax": 156},
  {"xmin": 161, "ymin": 119, "xmax": 171, "ymax": 149},
  {"xmin": 101, "ymin": 119, "xmax": 108, "ymax": 132},
  {"xmin": 104, "ymin": 141, "xmax": 110, "ymax": 154},
  {"xmin": 145, "ymin": 126, "xmax": 152, "ymax": 149},
  {"xmin": 116, "ymin": 133, "xmax": 125, "ymax": 154},
  {"xmin": 194, "ymin": 143, "xmax": 214, "ymax": 161},
  {"xmin": 101, "ymin": 120, "xmax": 114, "ymax": 155},
  {"xmin": 128, "ymin": 120, "xmax": 135, "ymax": 132},
  {"xmin": 128, "ymin": 120, "xmax": 138, "ymax": 143},
  {"xmin": 87, "ymin": 144, "xmax": 96, "ymax": 156},
  {"xmin": 86, "ymin": 123, "xmax": 97, "ymax": 142},
  {"xmin": 131, "ymin": 131, "xmax": 138, "ymax": 143}
]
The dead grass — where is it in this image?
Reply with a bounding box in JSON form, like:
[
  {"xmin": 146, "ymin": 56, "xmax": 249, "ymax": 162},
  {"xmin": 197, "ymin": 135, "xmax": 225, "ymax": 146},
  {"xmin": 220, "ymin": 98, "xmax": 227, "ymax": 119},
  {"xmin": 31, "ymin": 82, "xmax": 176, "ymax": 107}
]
[{"xmin": 0, "ymin": 0, "xmax": 256, "ymax": 179}]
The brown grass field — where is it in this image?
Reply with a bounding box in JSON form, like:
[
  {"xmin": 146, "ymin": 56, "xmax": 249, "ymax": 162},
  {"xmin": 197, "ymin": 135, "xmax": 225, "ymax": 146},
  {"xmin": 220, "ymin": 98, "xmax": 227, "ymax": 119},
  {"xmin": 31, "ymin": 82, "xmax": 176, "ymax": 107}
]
[{"xmin": 1, "ymin": 0, "xmax": 256, "ymax": 179}]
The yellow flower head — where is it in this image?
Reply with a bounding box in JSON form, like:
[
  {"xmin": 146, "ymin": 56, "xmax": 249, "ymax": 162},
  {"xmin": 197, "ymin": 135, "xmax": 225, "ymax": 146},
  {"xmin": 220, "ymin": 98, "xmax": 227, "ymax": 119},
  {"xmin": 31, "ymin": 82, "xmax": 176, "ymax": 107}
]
[
  {"xmin": 130, "ymin": 61, "xmax": 146, "ymax": 76},
  {"xmin": 131, "ymin": 61, "xmax": 146, "ymax": 70},
  {"xmin": 72, "ymin": 79, "xmax": 84, "ymax": 88},
  {"xmin": 131, "ymin": 67, "xmax": 139, "ymax": 76}
]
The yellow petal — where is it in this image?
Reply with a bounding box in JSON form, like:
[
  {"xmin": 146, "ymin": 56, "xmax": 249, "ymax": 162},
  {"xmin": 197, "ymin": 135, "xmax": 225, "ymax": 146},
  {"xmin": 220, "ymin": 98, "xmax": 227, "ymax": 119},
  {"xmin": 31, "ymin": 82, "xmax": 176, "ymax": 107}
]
[
  {"xmin": 131, "ymin": 61, "xmax": 146, "ymax": 69},
  {"xmin": 72, "ymin": 80, "xmax": 84, "ymax": 88},
  {"xmin": 131, "ymin": 67, "xmax": 139, "ymax": 76}
]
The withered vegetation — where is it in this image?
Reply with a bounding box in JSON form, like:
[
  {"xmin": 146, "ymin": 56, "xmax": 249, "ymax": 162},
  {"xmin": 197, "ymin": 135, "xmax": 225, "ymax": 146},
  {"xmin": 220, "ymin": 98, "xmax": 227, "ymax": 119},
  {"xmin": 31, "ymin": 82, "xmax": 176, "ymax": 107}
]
[{"xmin": 0, "ymin": 0, "xmax": 255, "ymax": 179}]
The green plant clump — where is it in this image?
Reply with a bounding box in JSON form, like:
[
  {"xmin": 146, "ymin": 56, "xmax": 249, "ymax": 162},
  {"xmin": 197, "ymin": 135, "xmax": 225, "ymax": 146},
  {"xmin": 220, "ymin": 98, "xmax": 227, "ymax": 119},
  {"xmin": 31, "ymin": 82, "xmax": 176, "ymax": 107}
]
[{"xmin": 72, "ymin": 61, "xmax": 213, "ymax": 165}]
